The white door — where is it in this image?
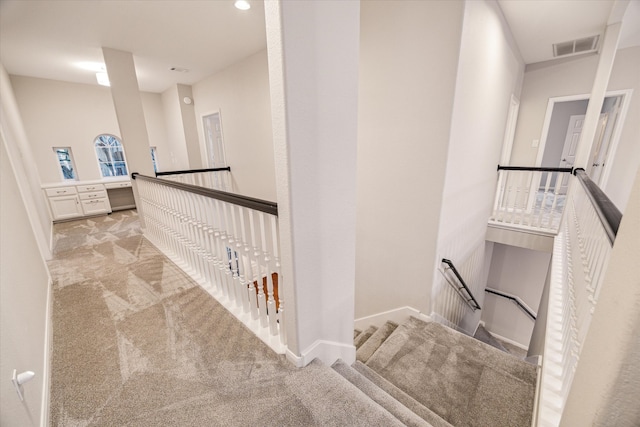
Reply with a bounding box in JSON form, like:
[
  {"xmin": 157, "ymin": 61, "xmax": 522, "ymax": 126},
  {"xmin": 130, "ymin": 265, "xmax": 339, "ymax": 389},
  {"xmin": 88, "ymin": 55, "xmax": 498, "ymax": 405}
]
[
  {"xmin": 202, "ymin": 112, "xmax": 226, "ymax": 168},
  {"xmin": 558, "ymin": 113, "xmax": 608, "ymax": 193},
  {"xmin": 558, "ymin": 115, "xmax": 583, "ymax": 193},
  {"xmin": 590, "ymin": 98, "xmax": 619, "ymax": 185}
]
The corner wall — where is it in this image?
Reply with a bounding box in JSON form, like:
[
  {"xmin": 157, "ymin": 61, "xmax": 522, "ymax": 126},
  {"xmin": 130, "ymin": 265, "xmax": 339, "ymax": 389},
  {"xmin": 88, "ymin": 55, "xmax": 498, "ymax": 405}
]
[
  {"xmin": 355, "ymin": 0, "xmax": 465, "ymax": 319},
  {"xmin": 192, "ymin": 50, "xmax": 276, "ymax": 201},
  {"xmin": 431, "ymin": 0, "xmax": 525, "ymax": 334},
  {"xmin": 0, "ymin": 135, "xmax": 51, "ymax": 427},
  {"xmin": 10, "ymin": 76, "xmax": 170, "ymax": 183}
]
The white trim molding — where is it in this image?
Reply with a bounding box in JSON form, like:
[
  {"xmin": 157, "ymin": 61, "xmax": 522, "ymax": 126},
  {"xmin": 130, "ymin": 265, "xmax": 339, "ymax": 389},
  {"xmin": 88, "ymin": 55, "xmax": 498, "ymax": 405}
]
[
  {"xmin": 354, "ymin": 306, "xmax": 431, "ymax": 331},
  {"xmin": 298, "ymin": 340, "xmax": 356, "ymax": 367}
]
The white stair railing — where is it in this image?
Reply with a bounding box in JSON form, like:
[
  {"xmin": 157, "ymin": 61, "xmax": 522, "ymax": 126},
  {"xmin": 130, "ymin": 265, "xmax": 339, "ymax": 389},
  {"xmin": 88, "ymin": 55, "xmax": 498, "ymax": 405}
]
[
  {"xmin": 490, "ymin": 166, "xmax": 573, "ymax": 234},
  {"xmin": 156, "ymin": 167, "xmax": 233, "ymax": 192},
  {"xmin": 537, "ymin": 169, "xmax": 621, "ymax": 426},
  {"xmin": 132, "ymin": 172, "xmax": 286, "ymax": 353}
]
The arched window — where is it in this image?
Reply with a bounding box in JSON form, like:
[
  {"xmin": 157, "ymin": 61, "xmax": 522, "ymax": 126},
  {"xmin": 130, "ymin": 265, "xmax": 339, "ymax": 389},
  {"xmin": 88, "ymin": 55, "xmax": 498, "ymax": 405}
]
[{"xmin": 94, "ymin": 134, "xmax": 128, "ymax": 177}]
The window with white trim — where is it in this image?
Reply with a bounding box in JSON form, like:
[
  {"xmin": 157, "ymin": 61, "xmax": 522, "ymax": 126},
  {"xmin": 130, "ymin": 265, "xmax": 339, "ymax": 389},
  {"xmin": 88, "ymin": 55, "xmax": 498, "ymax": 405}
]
[
  {"xmin": 94, "ymin": 134, "xmax": 128, "ymax": 177},
  {"xmin": 53, "ymin": 147, "xmax": 78, "ymax": 180},
  {"xmin": 150, "ymin": 146, "xmax": 158, "ymax": 173}
]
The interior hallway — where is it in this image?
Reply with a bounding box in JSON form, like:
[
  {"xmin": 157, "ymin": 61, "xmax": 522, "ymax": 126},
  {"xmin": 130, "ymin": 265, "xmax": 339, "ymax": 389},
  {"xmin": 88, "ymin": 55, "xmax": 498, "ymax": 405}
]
[{"xmin": 46, "ymin": 210, "xmax": 400, "ymax": 426}]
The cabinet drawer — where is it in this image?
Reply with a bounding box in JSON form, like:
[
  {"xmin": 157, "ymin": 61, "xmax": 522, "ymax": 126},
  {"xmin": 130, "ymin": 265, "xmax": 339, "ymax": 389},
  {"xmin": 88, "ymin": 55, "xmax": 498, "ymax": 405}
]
[
  {"xmin": 79, "ymin": 190, "xmax": 107, "ymax": 200},
  {"xmin": 77, "ymin": 184, "xmax": 106, "ymax": 192},
  {"xmin": 104, "ymin": 181, "xmax": 132, "ymax": 189},
  {"xmin": 81, "ymin": 198, "xmax": 111, "ymax": 215},
  {"xmin": 45, "ymin": 187, "xmax": 77, "ymax": 197}
]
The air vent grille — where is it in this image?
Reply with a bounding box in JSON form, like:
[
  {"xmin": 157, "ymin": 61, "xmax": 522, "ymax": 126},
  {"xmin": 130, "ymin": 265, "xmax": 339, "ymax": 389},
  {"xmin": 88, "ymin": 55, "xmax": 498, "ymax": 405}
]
[{"xmin": 553, "ymin": 35, "xmax": 599, "ymax": 57}]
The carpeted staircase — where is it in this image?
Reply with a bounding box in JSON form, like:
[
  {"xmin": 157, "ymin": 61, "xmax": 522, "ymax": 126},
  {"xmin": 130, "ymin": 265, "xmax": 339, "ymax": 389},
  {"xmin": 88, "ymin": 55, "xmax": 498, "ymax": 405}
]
[{"xmin": 338, "ymin": 317, "xmax": 538, "ymax": 427}]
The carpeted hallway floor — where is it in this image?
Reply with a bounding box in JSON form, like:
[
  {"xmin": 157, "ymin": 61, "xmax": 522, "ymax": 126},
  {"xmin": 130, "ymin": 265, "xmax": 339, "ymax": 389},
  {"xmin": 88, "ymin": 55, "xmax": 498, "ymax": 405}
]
[
  {"xmin": 47, "ymin": 210, "xmax": 404, "ymax": 427},
  {"xmin": 48, "ymin": 210, "xmax": 536, "ymax": 426}
]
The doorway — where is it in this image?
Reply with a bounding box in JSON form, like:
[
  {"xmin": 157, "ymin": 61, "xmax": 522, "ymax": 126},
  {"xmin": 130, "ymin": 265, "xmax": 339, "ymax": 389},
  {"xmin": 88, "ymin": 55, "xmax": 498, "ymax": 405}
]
[{"xmin": 535, "ymin": 90, "xmax": 631, "ymax": 188}]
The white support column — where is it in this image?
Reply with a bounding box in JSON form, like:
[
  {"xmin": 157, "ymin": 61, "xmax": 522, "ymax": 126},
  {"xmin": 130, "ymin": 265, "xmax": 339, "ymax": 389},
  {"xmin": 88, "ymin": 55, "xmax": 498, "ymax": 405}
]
[
  {"xmin": 573, "ymin": 22, "xmax": 622, "ymax": 171},
  {"xmin": 265, "ymin": 0, "xmax": 360, "ymax": 366},
  {"xmin": 102, "ymin": 48, "xmax": 155, "ymax": 226}
]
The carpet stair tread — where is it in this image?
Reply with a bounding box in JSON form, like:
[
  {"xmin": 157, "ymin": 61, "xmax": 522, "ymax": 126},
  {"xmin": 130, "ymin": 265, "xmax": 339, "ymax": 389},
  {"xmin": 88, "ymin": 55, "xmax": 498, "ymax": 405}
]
[
  {"xmin": 364, "ymin": 316, "xmax": 537, "ymax": 427},
  {"xmin": 332, "ymin": 359, "xmax": 433, "ymax": 427},
  {"xmin": 353, "ymin": 361, "xmax": 453, "ymax": 427},
  {"xmin": 356, "ymin": 320, "xmax": 399, "ymax": 363},
  {"xmin": 354, "ymin": 325, "xmax": 378, "ymax": 350}
]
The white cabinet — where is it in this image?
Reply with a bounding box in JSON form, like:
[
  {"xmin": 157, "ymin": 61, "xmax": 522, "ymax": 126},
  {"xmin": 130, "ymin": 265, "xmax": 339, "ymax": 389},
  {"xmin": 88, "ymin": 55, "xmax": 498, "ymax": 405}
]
[
  {"xmin": 77, "ymin": 185, "xmax": 110, "ymax": 216},
  {"xmin": 48, "ymin": 194, "xmax": 83, "ymax": 221},
  {"xmin": 44, "ymin": 182, "xmax": 114, "ymax": 221}
]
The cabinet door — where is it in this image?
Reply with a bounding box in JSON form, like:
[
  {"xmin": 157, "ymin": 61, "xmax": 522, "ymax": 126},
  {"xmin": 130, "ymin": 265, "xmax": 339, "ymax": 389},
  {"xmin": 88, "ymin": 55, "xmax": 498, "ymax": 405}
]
[
  {"xmin": 49, "ymin": 195, "xmax": 83, "ymax": 220},
  {"xmin": 81, "ymin": 198, "xmax": 111, "ymax": 216}
]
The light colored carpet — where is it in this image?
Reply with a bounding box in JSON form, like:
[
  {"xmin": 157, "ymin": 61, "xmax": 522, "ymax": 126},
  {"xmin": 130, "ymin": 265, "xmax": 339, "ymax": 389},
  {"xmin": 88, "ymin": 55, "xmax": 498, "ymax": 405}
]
[
  {"xmin": 47, "ymin": 210, "xmax": 403, "ymax": 426},
  {"xmin": 365, "ymin": 317, "xmax": 537, "ymax": 427}
]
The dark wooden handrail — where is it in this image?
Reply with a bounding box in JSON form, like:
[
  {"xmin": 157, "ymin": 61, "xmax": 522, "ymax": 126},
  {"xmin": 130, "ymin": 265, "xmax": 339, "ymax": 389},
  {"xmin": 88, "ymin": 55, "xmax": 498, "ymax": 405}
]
[
  {"xmin": 497, "ymin": 165, "xmax": 573, "ymax": 173},
  {"xmin": 132, "ymin": 172, "xmax": 277, "ymax": 216},
  {"xmin": 573, "ymin": 168, "xmax": 622, "ymax": 245},
  {"xmin": 155, "ymin": 166, "xmax": 231, "ymax": 177},
  {"xmin": 441, "ymin": 259, "xmax": 481, "ymax": 311},
  {"xmin": 485, "ymin": 288, "xmax": 536, "ymax": 320}
]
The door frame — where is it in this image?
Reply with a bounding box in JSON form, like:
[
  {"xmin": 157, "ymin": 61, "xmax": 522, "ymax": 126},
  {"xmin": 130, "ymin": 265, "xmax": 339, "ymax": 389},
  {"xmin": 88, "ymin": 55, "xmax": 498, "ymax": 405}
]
[{"xmin": 535, "ymin": 89, "xmax": 633, "ymax": 189}]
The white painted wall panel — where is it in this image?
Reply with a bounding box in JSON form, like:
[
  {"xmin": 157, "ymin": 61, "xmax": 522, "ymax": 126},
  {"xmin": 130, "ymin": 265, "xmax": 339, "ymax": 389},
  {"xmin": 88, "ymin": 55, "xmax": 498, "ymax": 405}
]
[
  {"xmin": 192, "ymin": 50, "xmax": 276, "ymax": 201},
  {"xmin": 431, "ymin": 0, "xmax": 525, "ymax": 334}
]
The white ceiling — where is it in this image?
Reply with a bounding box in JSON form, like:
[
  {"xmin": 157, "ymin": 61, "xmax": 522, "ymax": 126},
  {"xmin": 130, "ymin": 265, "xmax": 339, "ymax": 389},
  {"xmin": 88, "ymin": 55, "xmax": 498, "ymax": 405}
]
[
  {"xmin": 0, "ymin": 0, "xmax": 267, "ymax": 93},
  {"xmin": 1, "ymin": 0, "xmax": 638, "ymax": 93},
  {"xmin": 498, "ymin": 0, "xmax": 640, "ymax": 64}
]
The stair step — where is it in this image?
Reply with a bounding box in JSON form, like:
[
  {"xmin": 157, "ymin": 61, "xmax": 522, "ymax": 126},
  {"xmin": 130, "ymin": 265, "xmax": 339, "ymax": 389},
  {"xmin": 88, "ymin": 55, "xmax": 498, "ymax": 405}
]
[
  {"xmin": 473, "ymin": 324, "xmax": 509, "ymax": 353},
  {"xmin": 354, "ymin": 325, "xmax": 378, "ymax": 350},
  {"xmin": 290, "ymin": 359, "xmax": 406, "ymax": 426},
  {"xmin": 356, "ymin": 321, "xmax": 399, "ymax": 363},
  {"xmin": 332, "ymin": 360, "xmax": 432, "ymax": 427},
  {"xmin": 353, "ymin": 361, "xmax": 453, "ymax": 427},
  {"xmin": 364, "ymin": 316, "xmax": 537, "ymax": 427},
  {"xmin": 354, "ymin": 328, "xmax": 362, "ymax": 340}
]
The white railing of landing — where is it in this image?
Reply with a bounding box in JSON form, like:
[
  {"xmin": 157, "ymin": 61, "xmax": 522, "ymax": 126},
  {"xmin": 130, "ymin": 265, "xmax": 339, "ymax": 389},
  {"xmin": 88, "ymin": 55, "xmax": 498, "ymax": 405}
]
[
  {"xmin": 537, "ymin": 169, "xmax": 621, "ymax": 427},
  {"xmin": 156, "ymin": 167, "xmax": 233, "ymax": 192},
  {"xmin": 132, "ymin": 172, "xmax": 286, "ymax": 353},
  {"xmin": 490, "ymin": 166, "xmax": 574, "ymax": 234}
]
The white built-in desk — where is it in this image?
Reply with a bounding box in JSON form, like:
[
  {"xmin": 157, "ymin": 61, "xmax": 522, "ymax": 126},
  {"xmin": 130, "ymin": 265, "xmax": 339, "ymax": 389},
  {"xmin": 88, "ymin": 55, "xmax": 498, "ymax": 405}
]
[{"xmin": 42, "ymin": 178, "xmax": 135, "ymax": 222}]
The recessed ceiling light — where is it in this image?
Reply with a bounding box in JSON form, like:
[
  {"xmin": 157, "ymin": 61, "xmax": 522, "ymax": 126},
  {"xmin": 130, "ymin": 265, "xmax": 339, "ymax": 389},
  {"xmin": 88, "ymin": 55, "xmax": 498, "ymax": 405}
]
[
  {"xmin": 76, "ymin": 61, "xmax": 106, "ymax": 72},
  {"xmin": 234, "ymin": 0, "xmax": 250, "ymax": 11},
  {"xmin": 96, "ymin": 72, "xmax": 110, "ymax": 87},
  {"xmin": 169, "ymin": 67, "xmax": 190, "ymax": 73}
]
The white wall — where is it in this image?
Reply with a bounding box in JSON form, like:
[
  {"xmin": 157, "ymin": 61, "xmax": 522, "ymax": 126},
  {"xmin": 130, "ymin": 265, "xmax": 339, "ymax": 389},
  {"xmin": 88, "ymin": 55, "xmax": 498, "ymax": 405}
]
[
  {"xmin": 511, "ymin": 46, "xmax": 640, "ymax": 212},
  {"xmin": 355, "ymin": 0, "xmax": 464, "ymax": 319},
  {"xmin": 10, "ymin": 76, "xmax": 169, "ymax": 183},
  {"xmin": 431, "ymin": 0, "xmax": 525, "ymax": 334},
  {"xmin": 481, "ymin": 243, "xmax": 550, "ymax": 347},
  {"xmin": 192, "ymin": 50, "xmax": 276, "ymax": 201},
  {"xmin": 159, "ymin": 85, "xmax": 191, "ymax": 171},
  {"xmin": 1, "ymin": 136, "xmax": 51, "ymax": 427},
  {"xmin": 1, "ymin": 67, "xmax": 52, "ymax": 259},
  {"xmin": 602, "ymin": 47, "xmax": 640, "ymax": 212},
  {"xmin": 511, "ymin": 55, "xmax": 598, "ymax": 166}
]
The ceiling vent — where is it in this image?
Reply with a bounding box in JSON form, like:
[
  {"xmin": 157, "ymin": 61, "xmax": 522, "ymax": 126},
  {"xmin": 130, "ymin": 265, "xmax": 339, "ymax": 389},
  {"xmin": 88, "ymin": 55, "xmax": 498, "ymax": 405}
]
[{"xmin": 553, "ymin": 35, "xmax": 599, "ymax": 58}]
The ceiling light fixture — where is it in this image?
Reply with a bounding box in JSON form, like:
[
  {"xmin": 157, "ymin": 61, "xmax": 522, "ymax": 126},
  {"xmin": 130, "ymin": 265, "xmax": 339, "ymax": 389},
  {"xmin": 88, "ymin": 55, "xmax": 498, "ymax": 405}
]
[
  {"xmin": 169, "ymin": 67, "xmax": 190, "ymax": 73},
  {"xmin": 76, "ymin": 61, "xmax": 106, "ymax": 72},
  {"xmin": 96, "ymin": 72, "xmax": 110, "ymax": 87},
  {"xmin": 234, "ymin": 0, "xmax": 251, "ymax": 11}
]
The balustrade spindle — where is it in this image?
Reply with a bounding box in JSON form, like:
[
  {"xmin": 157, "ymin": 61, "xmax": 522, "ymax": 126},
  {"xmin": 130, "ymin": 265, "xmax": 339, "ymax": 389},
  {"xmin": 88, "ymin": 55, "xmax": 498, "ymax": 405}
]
[
  {"xmin": 248, "ymin": 210, "xmax": 260, "ymax": 321},
  {"xmin": 132, "ymin": 172, "xmax": 285, "ymax": 353}
]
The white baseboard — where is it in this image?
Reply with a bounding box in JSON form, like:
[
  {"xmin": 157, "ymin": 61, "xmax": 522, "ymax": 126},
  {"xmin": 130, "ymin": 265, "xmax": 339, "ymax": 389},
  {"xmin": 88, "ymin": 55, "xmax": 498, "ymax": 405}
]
[
  {"xmin": 40, "ymin": 278, "xmax": 53, "ymax": 427},
  {"xmin": 298, "ymin": 340, "xmax": 356, "ymax": 367},
  {"xmin": 354, "ymin": 306, "xmax": 430, "ymax": 331},
  {"xmin": 485, "ymin": 330, "xmax": 529, "ymax": 351}
]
